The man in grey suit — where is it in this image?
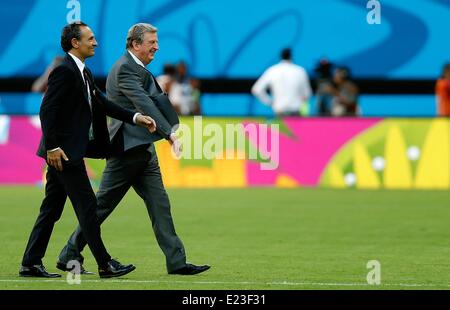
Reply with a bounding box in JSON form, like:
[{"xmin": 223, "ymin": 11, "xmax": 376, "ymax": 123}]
[{"xmin": 58, "ymin": 23, "xmax": 210, "ymax": 275}]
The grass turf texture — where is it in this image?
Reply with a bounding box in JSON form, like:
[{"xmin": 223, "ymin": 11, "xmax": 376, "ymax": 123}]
[{"xmin": 0, "ymin": 187, "xmax": 449, "ymax": 290}]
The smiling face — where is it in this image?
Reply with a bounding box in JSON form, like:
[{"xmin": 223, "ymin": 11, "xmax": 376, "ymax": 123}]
[
  {"xmin": 71, "ymin": 26, "xmax": 98, "ymax": 60},
  {"xmin": 132, "ymin": 31, "xmax": 159, "ymax": 66}
]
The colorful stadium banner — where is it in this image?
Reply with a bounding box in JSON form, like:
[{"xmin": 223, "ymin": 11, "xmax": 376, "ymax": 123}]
[{"xmin": 0, "ymin": 116, "xmax": 448, "ymax": 189}]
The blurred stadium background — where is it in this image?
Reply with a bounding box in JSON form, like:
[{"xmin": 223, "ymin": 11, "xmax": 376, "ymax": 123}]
[{"xmin": 1, "ymin": 0, "xmax": 450, "ymax": 290}]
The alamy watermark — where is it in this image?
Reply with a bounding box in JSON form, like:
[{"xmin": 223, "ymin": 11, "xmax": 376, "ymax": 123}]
[
  {"xmin": 66, "ymin": 0, "xmax": 81, "ymax": 23},
  {"xmin": 366, "ymin": 260, "xmax": 381, "ymax": 285},
  {"xmin": 65, "ymin": 260, "xmax": 82, "ymax": 285},
  {"xmin": 174, "ymin": 116, "xmax": 280, "ymax": 171},
  {"xmin": 367, "ymin": 0, "xmax": 381, "ymax": 25}
]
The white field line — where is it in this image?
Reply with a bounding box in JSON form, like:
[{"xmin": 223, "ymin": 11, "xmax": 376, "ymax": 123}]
[{"xmin": 0, "ymin": 279, "xmax": 449, "ymax": 288}]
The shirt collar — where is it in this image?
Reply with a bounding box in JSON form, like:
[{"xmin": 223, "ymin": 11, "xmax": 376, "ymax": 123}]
[
  {"xmin": 68, "ymin": 52, "xmax": 86, "ymax": 74},
  {"xmin": 128, "ymin": 50, "xmax": 146, "ymax": 68}
]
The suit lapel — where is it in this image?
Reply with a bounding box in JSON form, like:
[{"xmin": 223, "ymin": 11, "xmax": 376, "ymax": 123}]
[
  {"xmin": 151, "ymin": 73, "xmax": 163, "ymax": 93},
  {"xmin": 65, "ymin": 54, "xmax": 90, "ymax": 105},
  {"xmin": 124, "ymin": 52, "xmax": 158, "ymax": 93}
]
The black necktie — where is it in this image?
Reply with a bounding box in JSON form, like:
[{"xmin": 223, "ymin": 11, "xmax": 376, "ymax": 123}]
[
  {"xmin": 83, "ymin": 68, "xmax": 90, "ymax": 93},
  {"xmin": 83, "ymin": 68, "xmax": 94, "ymax": 140},
  {"xmin": 82, "ymin": 68, "xmax": 93, "ymax": 104}
]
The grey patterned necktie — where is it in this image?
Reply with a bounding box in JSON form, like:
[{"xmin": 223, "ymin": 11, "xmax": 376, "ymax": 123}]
[{"xmin": 83, "ymin": 68, "xmax": 94, "ymax": 141}]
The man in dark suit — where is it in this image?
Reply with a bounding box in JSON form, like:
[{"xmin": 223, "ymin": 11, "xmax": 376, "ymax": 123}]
[
  {"xmin": 58, "ymin": 23, "xmax": 210, "ymax": 275},
  {"xmin": 19, "ymin": 22, "xmax": 157, "ymax": 278}
]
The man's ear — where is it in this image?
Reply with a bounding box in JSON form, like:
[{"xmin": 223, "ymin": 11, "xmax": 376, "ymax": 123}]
[
  {"xmin": 71, "ymin": 38, "xmax": 79, "ymax": 49},
  {"xmin": 132, "ymin": 40, "xmax": 139, "ymax": 50}
]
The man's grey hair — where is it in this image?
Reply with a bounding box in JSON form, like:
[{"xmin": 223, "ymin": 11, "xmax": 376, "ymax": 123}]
[{"xmin": 126, "ymin": 23, "xmax": 157, "ymax": 49}]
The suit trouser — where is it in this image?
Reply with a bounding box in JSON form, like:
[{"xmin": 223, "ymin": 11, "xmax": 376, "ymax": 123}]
[
  {"xmin": 21, "ymin": 160, "xmax": 111, "ymax": 267},
  {"xmin": 58, "ymin": 145, "xmax": 187, "ymax": 273}
]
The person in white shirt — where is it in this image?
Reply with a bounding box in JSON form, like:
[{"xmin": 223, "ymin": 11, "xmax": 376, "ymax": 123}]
[
  {"xmin": 156, "ymin": 63, "xmax": 176, "ymax": 93},
  {"xmin": 169, "ymin": 61, "xmax": 201, "ymax": 115},
  {"xmin": 252, "ymin": 48, "xmax": 312, "ymax": 116}
]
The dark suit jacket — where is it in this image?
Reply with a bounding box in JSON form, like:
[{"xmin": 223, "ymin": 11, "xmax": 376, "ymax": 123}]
[
  {"xmin": 106, "ymin": 51, "xmax": 179, "ymax": 153},
  {"xmin": 37, "ymin": 54, "xmax": 136, "ymax": 161}
]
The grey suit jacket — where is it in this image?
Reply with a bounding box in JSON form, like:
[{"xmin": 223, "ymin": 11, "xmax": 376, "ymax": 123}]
[{"xmin": 106, "ymin": 51, "xmax": 179, "ymax": 152}]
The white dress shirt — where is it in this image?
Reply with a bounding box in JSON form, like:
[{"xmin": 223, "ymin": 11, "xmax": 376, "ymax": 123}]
[
  {"xmin": 68, "ymin": 52, "xmax": 91, "ymax": 108},
  {"xmin": 251, "ymin": 60, "xmax": 312, "ymax": 114},
  {"xmin": 128, "ymin": 50, "xmax": 146, "ymax": 68}
]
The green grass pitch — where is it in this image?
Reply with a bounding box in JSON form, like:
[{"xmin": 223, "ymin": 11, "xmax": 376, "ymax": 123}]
[{"xmin": 1, "ymin": 187, "xmax": 449, "ymax": 290}]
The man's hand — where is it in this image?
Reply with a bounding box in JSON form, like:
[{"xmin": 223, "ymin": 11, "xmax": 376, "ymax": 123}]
[
  {"xmin": 47, "ymin": 148, "xmax": 69, "ymax": 172},
  {"xmin": 169, "ymin": 133, "xmax": 182, "ymax": 158},
  {"xmin": 136, "ymin": 115, "xmax": 157, "ymax": 133}
]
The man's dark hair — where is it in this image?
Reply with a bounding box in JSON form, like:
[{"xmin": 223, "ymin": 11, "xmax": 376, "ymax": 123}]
[
  {"xmin": 335, "ymin": 66, "xmax": 351, "ymax": 80},
  {"xmin": 441, "ymin": 63, "xmax": 450, "ymax": 78},
  {"xmin": 163, "ymin": 63, "xmax": 176, "ymax": 75},
  {"xmin": 314, "ymin": 59, "xmax": 333, "ymax": 79},
  {"xmin": 61, "ymin": 21, "xmax": 88, "ymax": 52},
  {"xmin": 281, "ymin": 48, "xmax": 292, "ymax": 61}
]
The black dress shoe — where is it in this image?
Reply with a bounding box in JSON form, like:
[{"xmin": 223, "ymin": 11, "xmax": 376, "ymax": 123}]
[
  {"xmin": 56, "ymin": 261, "xmax": 95, "ymax": 275},
  {"xmin": 19, "ymin": 265, "xmax": 61, "ymax": 278},
  {"xmin": 169, "ymin": 263, "xmax": 211, "ymax": 275},
  {"xmin": 98, "ymin": 259, "xmax": 136, "ymax": 279}
]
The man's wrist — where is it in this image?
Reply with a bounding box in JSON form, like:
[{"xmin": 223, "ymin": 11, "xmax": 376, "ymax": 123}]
[
  {"xmin": 47, "ymin": 147, "xmax": 61, "ymax": 153},
  {"xmin": 133, "ymin": 112, "xmax": 142, "ymax": 124}
]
